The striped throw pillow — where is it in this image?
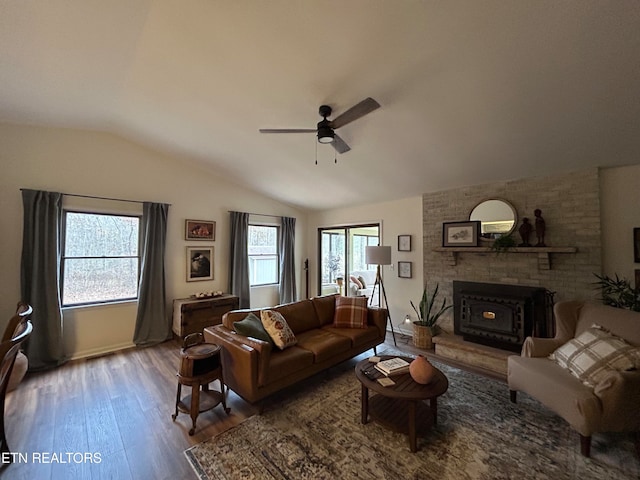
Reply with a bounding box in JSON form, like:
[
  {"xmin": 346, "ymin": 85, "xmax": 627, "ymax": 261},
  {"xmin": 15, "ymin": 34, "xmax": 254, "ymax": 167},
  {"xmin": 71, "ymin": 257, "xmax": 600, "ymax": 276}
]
[{"xmin": 333, "ymin": 296, "xmax": 368, "ymax": 329}]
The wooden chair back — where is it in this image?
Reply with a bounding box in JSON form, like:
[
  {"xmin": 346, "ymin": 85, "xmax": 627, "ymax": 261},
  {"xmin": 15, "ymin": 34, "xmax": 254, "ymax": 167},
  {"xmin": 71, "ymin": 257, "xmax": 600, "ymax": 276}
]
[{"xmin": 2, "ymin": 303, "xmax": 33, "ymax": 343}]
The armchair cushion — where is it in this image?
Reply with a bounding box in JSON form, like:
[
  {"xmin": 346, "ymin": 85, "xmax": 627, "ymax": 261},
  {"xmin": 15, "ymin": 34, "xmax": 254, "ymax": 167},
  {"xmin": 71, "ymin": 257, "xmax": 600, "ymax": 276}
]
[
  {"xmin": 260, "ymin": 310, "xmax": 297, "ymax": 350},
  {"xmin": 550, "ymin": 324, "xmax": 640, "ymax": 387}
]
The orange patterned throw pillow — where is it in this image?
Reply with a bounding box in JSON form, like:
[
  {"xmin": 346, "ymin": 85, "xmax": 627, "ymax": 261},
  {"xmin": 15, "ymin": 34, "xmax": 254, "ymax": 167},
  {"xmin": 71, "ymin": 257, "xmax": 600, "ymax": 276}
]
[
  {"xmin": 260, "ymin": 310, "xmax": 297, "ymax": 350},
  {"xmin": 333, "ymin": 295, "xmax": 368, "ymax": 329}
]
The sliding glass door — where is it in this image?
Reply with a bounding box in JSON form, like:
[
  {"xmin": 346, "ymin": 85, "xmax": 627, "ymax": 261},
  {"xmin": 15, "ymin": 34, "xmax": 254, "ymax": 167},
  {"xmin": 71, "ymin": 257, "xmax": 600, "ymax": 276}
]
[{"xmin": 318, "ymin": 224, "xmax": 380, "ymax": 299}]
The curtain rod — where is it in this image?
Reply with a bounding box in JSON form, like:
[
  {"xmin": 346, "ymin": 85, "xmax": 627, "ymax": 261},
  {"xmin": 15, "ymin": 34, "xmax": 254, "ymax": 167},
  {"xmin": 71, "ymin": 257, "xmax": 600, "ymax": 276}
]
[
  {"xmin": 228, "ymin": 210, "xmax": 280, "ymax": 218},
  {"xmin": 20, "ymin": 189, "xmax": 171, "ymax": 206}
]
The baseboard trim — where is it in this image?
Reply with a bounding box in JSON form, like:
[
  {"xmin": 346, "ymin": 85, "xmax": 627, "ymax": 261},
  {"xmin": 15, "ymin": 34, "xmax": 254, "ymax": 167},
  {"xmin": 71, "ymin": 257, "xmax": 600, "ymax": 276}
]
[{"xmin": 68, "ymin": 342, "xmax": 136, "ymax": 361}]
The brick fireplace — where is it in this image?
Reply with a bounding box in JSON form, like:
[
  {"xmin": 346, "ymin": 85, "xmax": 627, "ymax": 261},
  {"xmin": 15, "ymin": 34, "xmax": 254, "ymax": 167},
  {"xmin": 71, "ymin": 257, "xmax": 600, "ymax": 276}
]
[{"xmin": 422, "ymin": 168, "xmax": 602, "ymax": 374}]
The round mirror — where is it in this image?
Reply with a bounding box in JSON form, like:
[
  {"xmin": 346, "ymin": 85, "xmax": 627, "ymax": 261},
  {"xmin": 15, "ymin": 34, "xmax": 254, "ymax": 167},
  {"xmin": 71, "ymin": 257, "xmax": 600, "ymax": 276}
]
[{"xmin": 469, "ymin": 198, "xmax": 517, "ymax": 239}]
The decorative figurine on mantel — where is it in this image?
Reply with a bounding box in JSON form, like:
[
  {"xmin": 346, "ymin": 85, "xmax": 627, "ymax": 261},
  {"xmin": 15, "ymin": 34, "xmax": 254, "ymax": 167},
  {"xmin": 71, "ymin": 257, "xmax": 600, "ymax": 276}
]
[
  {"xmin": 534, "ymin": 209, "xmax": 546, "ymax": 247},
  {"xmin": 518, "ymin": 218, "xmax": 533, "ymax": 247}
]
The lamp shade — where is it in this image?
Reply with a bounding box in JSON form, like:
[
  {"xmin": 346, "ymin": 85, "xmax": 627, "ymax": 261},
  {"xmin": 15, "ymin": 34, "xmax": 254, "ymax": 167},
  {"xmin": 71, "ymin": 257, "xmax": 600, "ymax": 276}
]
[{"xmin": 366, "ymin": 246, "xmax": 391, "ymax": 265}]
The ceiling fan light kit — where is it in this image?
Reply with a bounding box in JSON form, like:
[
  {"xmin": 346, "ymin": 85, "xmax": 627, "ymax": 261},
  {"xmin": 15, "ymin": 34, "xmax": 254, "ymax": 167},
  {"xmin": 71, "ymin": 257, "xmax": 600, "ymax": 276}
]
[{"xmin": 259, "ymin": 97, "xmax": 380, "ymax": 154}]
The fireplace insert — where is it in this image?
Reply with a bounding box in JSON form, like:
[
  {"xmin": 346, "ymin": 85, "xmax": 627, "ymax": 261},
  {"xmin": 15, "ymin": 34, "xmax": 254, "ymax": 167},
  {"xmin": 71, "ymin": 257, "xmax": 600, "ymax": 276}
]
[{"xmin": 453, "ymin": 281, "xmax": 552, "ymax": 352}]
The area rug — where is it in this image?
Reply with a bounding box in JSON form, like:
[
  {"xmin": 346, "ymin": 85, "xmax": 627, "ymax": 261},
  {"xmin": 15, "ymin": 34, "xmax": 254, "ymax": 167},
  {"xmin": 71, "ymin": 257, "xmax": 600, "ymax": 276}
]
[{"xmin": 185, "ymin": 353, "xmax": 639, "ymax": 480}]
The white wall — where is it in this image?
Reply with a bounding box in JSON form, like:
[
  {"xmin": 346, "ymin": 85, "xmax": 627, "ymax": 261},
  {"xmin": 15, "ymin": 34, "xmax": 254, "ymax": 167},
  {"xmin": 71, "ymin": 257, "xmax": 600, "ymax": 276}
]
[
  {"xmin": 307, "ymin": 196, "xmax": 423, "ymax": 337},
  {"xmin": 600, "ymin": 164, "xmax": 640, "ymax": 284},
  {"xmin": 0, "ymin": 122, "xmax": 306, "ymax": 359}
]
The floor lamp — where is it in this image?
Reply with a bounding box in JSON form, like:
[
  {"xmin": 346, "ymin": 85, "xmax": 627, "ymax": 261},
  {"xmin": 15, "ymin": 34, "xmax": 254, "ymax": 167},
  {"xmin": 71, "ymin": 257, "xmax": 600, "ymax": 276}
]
[{"xmin": 365, "ymin": 246, "xmax": 397, "ymax": 346}]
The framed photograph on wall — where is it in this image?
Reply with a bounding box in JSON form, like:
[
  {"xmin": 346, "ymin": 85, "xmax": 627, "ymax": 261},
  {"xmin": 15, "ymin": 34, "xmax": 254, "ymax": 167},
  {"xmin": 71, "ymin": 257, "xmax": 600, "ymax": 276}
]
[
  {"xmin": 185, "ymin": 219, "xmax": 216, "ymax": 241},
  {"xmin": 634, "ymin": 228, "xmax": 640, "ymax": 263},
  {"xmin": 398, "ymin": 235, "xmax": 412, "ymax": 252},
  {"xmin": 398, "ymin": 261, "xmax": 412, "ymax": 278},
  {"xmin": 187, "ymin": 246, "xmax": 214, "ymax": 282},
  {"xmin": 442, "ymin": 221, "xmax": 480, "ymax": 247}
]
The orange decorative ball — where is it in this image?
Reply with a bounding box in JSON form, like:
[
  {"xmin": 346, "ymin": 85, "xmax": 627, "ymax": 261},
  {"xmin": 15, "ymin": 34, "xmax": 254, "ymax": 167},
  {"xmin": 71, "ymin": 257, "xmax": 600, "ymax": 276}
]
[{"xmin": 409, "ymin": 355, "xmax": 435, "ymax": 384}]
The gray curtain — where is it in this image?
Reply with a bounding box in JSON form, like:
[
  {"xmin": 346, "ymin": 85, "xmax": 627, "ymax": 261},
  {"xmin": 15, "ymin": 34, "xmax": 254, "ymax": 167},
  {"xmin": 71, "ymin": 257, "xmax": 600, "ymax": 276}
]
[
  {"xmin": 229, "ymin": 211, "xmax": 250, "ymax": 308},
  {"xmin": 20, "ymin": 189, "xmax": 65, "ymax": 371},
  {"xmin": 133, "ymin": 202, "xmax": 170, "ymax": 346},
  {"xmin": 279, "ymin": 216, "xmax": 296, "ymax": 303}
]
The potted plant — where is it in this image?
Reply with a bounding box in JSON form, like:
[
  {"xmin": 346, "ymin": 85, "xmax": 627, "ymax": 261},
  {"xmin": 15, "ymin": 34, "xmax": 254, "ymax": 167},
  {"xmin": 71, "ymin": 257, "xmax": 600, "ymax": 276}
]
[
  {"xmin": 593, "ymin": 273, "xmax": 640, "ymax": 312},
  {"xmin": 410, "ymin": 283, "xmax": 453, "ymax": 349}
]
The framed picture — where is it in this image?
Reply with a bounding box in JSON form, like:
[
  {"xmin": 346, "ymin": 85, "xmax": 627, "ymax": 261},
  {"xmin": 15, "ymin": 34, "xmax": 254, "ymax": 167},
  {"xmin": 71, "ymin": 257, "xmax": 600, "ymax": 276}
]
[
  {"xmin": 636, "ymin": 269, "xmax": 640, "ymax": 291},
  {"xmin": 398, "ymin": 235, "xmax": 412, "ymax": 252},
  {"xmin": 442, "ymin": 221, "xmax": 480, "ymax": 247},
  {"xmin": 185, "ymin": 219, "xmax": 215, "ymax": 241},
  {"xmin": 634, "ymin": 228, "xmax": 640, "ymax": 263},
  {"xmin": 398, "ymin": 261, "xmax": 412, "ymax": 278},
  {"xmin": 187, "ymin": 246, "xmax": 214, "ymax": 282}
]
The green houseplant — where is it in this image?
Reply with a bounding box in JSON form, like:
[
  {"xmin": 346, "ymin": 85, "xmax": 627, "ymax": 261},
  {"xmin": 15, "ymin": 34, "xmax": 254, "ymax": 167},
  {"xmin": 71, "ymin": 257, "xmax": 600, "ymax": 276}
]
[
  {"xmin": 593, "ymin": 273, "xmax": 640, "ymax": 312},
  {"xmin": 410, "ymin": 283, "xmax": 453, "ymax": 349}
]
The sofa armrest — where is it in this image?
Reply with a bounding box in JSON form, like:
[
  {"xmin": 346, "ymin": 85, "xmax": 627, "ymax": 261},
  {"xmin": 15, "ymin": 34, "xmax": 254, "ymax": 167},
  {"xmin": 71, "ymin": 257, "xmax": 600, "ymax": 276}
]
[
  {"xmin": 594, "ymin": 369, "xmax": 640, "ymax": 431},
  {"xmin": 204, "ymin": 325, "xmax": 273, "ymax": 392},
  {"xmin": 367, "ymin": 307, "xmax": 388, "ymax": 338}
]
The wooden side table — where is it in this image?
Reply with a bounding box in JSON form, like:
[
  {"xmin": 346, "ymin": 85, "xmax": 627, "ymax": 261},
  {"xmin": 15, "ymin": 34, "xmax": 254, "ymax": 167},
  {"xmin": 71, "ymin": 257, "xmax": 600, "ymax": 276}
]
[{"xmin": 172, "ymin": 333, "xmax": 230, "ymax": 435}]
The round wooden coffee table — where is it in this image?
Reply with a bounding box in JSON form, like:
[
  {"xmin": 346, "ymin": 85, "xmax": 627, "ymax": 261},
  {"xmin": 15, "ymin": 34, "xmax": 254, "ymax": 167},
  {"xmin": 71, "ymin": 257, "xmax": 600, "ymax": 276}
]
[{"xmin": 355, "ymin": 355, "xmax": 448, "ymax": 452}]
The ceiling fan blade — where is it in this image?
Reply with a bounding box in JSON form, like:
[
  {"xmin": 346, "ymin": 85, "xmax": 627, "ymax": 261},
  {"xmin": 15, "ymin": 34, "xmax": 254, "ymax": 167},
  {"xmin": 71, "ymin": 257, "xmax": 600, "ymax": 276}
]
[
  {"xmin": 331, "ymin": 97, "xmax": 380, "ymax": 129},
  {"xmin": 259, "ymin": 128, "xmax": 316, "ymax": 134},
  {"xmin": 332, "ymin": 134, "xmax": 351, "ymax": 154}
]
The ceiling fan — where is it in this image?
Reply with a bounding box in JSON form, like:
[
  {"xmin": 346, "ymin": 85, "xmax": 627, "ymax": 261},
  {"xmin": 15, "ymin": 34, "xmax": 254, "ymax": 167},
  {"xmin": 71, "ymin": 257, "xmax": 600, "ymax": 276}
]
[{"xmin": 259, "ymin": 97, "xmax": 380, "ymax": 154}]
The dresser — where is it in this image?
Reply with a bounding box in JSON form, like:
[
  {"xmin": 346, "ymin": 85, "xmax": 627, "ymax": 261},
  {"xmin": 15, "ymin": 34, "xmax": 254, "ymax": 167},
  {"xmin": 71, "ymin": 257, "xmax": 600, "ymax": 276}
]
[{"xmin": 172, "ymin": 295, "xmax": 239, "ymax": 337}]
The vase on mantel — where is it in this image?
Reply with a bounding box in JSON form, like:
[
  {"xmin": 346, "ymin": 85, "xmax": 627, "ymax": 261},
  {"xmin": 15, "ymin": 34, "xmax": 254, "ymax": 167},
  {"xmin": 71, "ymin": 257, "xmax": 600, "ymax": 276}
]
[{"xmin": 409, "ymin": 355, "xmax": 435, "ymax": 384}]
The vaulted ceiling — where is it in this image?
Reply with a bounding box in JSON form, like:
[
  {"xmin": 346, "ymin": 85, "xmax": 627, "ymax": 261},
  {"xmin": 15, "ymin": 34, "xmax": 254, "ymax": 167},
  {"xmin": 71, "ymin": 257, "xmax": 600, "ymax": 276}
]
[{"xmin": 1, "ymin": 1, "xmax": 639, "ymax": 211}]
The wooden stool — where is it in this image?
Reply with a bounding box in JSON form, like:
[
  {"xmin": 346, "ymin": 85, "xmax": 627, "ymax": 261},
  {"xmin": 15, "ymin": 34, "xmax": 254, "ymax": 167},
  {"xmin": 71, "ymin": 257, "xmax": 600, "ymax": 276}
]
[{"xmin": 172, "ymin": 333, "xmax": 229, "ymax": 435}]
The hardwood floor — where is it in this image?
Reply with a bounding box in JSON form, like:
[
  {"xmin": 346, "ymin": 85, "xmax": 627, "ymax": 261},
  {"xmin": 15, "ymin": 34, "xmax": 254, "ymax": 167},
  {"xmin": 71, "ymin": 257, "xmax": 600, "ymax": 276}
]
[{"xmin": 1, "ymin": 332, "xmax": 498, "ymax": 480}]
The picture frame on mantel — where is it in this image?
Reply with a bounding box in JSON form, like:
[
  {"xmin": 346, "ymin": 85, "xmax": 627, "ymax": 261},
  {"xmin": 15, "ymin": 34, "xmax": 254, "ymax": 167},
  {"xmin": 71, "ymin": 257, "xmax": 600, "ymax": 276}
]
[
  {"xmin": 398, "ymin": 234, "xmax": 412, "ymax": 252},
  {"xmin": 187, "ymin": 246, "xmax": 214, "ymax": 282},
  {"xmin": 634, "ymin": 228, "xmax": 640, "ymax": 263},
  {"xmin": 442, "ymin": 221, "xmax": 480, "ymax": 247},
  {"xmin": 185, "ymin": 219, "xmax": 216, "ymax": 241}
]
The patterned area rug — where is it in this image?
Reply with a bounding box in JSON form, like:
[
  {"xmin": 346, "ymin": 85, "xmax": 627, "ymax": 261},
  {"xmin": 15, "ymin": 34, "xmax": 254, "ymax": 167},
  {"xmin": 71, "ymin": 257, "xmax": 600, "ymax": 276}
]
[{"xmin": 185, "ymin": 353, "xmax": 639, "ymax": 480}]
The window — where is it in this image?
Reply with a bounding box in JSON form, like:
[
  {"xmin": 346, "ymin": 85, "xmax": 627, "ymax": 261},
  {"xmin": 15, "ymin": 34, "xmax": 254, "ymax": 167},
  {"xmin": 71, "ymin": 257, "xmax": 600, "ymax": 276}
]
[
  {"xmin": 62, "ymin": 211, "xmax": 140, "ymax": 306},
  {"xmin": 248, "ymin": 225, "xmax": 279, "ymax": 286}
]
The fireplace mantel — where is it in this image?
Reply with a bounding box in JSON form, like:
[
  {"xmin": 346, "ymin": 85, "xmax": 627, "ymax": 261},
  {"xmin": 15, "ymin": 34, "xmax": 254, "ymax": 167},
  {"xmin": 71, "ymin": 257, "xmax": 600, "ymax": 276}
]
[{"xmin": 433, "ymin": 246, "xmax": 577, "ymax": 270}]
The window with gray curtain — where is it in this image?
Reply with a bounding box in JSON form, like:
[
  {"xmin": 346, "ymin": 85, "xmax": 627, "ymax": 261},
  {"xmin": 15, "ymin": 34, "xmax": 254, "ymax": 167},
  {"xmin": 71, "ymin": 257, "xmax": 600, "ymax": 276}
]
[
  {"xmin": 229, "ymin": 211, "xmax": 250, "ymax": 308},
  {"xmin": 279, "ymin": 216, "xmax": 296, "ymax": 303},
  {"xmin": 133, "ymin": 202, "xmax": 170, "ymax": 346},
  {"xmin": 20, "ymin": 189, "xmax": 65, "ymax": 371}
]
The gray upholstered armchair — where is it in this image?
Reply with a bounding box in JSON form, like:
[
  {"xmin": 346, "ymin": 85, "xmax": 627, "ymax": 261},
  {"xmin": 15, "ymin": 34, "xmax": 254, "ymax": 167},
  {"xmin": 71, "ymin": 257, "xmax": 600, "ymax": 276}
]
[{"xmin": 508, "ymin": 300, "xmax": 640, "ymax": 457}]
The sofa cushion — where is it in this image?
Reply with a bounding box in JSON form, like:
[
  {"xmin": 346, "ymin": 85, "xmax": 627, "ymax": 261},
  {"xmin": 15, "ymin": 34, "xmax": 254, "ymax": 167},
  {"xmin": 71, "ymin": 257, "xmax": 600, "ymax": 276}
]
[
  {"xmin": 311, "ymin": 294, "xmax": 338, "ymax": 326},
  {"xmin": 261, "ymin": 310, "xmax": 297, "ymax": 350},
  {"xmin": 322, "ymin": 324, "xmax": 380, "ymax": 348},
  {"xmin": 333, "ymin": 296, "xmax": 368, "ymax": 328},
  {"xmin": 550, "ymin": 324, "xmax": 640, "ymax": 387},
  {"xmin": 266, "ymin": 347, "xmax": 315, "ymax": 384},
  {"xmin": 233, "ymin": 312, "xmax": 274, "ymax": 346},
  {"xmin": 350, "ymin": 275, "xmax": 363, "ymax": 289},
  {"xmin": 273, "ymin": 299, "xmax": 321, "ymax": 334},
  {"xmin": 295, "ymin": 329, "xmax": 351, "ymax": 363}
]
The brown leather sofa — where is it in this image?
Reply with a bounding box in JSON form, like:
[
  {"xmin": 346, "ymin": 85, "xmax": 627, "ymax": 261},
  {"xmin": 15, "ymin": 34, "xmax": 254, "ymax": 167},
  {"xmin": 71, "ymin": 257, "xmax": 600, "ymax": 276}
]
[
  {"xmin": 203, "ymin": 294, "xmax": 387, "ymax": 404},
  {"xmin": 508, "ymin": 300, "xmax": 640, "ymax": 457}
]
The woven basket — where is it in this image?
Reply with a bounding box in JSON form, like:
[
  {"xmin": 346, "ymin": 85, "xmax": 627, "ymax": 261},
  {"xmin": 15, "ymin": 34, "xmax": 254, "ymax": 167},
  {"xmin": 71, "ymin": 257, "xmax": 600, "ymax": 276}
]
[{"xmin": 412, "ymin": 323, "xmax": 434, "ymax": 349}]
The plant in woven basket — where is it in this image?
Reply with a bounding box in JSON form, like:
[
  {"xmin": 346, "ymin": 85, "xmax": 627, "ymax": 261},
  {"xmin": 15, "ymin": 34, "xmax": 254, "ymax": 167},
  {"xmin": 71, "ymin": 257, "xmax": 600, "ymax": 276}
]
[
  {"xmin": 593, "ymin": 273, "xmax": 640, "ymax": 312},
  {"xmin": 411, "ymin": 283, "xmax": 453, "ymax": 333}
]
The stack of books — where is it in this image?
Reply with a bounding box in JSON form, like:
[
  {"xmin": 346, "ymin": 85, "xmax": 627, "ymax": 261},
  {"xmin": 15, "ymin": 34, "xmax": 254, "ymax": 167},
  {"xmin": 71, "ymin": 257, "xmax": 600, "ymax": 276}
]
[{"xmin": 374, "ymin": 357, "xmax": 410, "ymax": 376}]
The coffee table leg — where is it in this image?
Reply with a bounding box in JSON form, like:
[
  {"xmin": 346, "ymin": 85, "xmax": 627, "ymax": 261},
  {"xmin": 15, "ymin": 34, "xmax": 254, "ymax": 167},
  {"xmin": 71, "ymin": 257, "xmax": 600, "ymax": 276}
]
[
  {"xmin": 430, "ymin": 397, "xmax": 438, "ymax": 425},
  {"xmin": 361, "ymin": 384, "xmax": 369, "ymax": 424},
  {"xmin": 408, "ymin": 401, "xmax": 417, "ymax": 452}
]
